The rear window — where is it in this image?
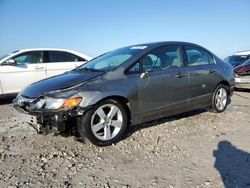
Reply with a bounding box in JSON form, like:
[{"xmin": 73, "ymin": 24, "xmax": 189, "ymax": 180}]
[{"xmin": 70, "ymin": 54, "xmax": 85, "ymax": 62}]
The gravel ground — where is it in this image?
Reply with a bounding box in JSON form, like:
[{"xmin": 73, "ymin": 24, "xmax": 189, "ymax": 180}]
[{"xmin": 0, "ymin": 90, "xmax": 250, "ymax": 188}]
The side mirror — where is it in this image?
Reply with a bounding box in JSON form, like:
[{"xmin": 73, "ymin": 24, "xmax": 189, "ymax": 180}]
[
  {"xmin": 140, "ymin": 71, "xmax": 149, "ymax": 79},
  {"xmin": 3, "ymin": 59, "xmax": 16, "ymax": 65}
]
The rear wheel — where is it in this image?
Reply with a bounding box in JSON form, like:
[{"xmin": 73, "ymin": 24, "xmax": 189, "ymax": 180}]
[
  {"xmin": 77, "ymin": 99, "xmax": 128, "ymax": 146},
  {"xmin": 209, "ymin": 84, "xmax": 229, "ymax": 113}
]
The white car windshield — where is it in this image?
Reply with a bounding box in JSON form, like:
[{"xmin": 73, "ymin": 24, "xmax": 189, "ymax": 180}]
[{"xmin": 0, "ymin": 51, "xmax": 19, "ymax": 62}]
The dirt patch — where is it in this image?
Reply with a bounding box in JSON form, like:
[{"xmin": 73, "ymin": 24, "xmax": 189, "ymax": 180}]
[{"xmin": 0, "ymin": 91, "xmax": 250, "ymax": 187}]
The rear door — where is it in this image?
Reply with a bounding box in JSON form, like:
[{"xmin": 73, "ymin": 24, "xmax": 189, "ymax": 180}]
[
  {"xmin": 45, "ymin": 51, "xmax": 86, "ymax": 78},
  {"xmin": 136, "ymin": 45, "xmax": 189, "ymax": 116},
  {"xmin": 183, "ymin": 45, "xmax": 217, "ymax": 106},
  {"xmin": 0, "ymin": 51, "xmax": 46, "ymax": 94}
]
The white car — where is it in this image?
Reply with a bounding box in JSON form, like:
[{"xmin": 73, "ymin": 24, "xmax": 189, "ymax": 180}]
[{"xmin": 0, "ymin": 48, "xmax": 92, "ymax": 97}]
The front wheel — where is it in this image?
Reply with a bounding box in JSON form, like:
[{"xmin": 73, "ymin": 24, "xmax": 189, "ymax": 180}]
[
  {"xmin": 209, "ymin": 84, "xmax": 229, "ymax": 113},
  {"xmin": 77, "ymin": 99, "xmax": 128, "ymax": 146}
]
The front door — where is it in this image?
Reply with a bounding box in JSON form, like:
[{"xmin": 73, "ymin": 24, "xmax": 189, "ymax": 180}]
[
  {"xmin": 0, "ymin": 51, "xmax": 46, "ymax": 94},
  {"xmin": 137, "ymin": 45, "xmax": 188, "ymax": 116}
]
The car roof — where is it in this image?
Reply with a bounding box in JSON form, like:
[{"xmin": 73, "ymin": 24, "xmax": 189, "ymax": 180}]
[
  {"xmin": 234, "ymin": 50, "xmax": 250, "ymax": 56},
  {"xmin": 128, "ymin": 41, "xmax": 212, "ymax": 53},
  {"xmin": 20, "ymin": 48, "xmax": 90, "ymax": 57},
  {"xmin": 127, "ymin": 41, "xmax": 214, "ymax": 56},
  {"xmin": 8, "ymin": 48, "xmax": 92, "ymax": 61},
  {"xmin": 131, "ymin": 41, "xmax": 204, "ymax": 47}
]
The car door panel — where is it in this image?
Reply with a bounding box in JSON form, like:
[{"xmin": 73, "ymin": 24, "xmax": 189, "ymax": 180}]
[
  {"xmin": 0, "ymin": 64, "xmax": 46, "ymax": 94},
  {"xmin": 187, "ymin": 65, "xmax": 214, "ymax": 106},
  {"xmin": 0, "ymin": 51, "xmax": 46, "ymax": 94},
  {"xmin": 46, "ymin": 61, "xmax": 85, "ymax": 78},
  {"xmin": 45, "ymin": 51, "xmax": 86, "ymax": 78},
  {"xmin": 184, "ymin": 46, "xmax": 218, "ymax": 106},
  {"xmin": 138, "ymin": 68, "xmax": 188, "ymax": 114},
  {"xmin": 135, "ymin": 45, "xmax": 189, "ymax": 121}
]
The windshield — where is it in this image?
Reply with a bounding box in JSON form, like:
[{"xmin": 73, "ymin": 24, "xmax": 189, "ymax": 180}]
[
  {"xmin": 0, "ymin": 54, "xmax": 11, "ymax": 61},
  {"xmin": 224, "ymin": 55, "xmax": 249, "ymax": 63},
  {"xmin": 0, "ymin": 51, "xmax": 19, "ymax": 62},
  {"xmin": 77, "ymin": 46, "xmax": 144, "ymax": 72}
]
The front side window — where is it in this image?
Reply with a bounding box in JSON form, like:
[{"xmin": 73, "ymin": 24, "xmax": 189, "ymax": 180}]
[
  {"xmin": 78, "ymin": 46, "xmax": 143, "ymax": 72},
  {"xmin": 127, "ymin": 61, "xmax": 140, "ymax": 73},
  {"xmin": 47, "ymin": 51, "xmax": 71, "ymax": 62},
  {"xmin": 142, "ymin": 46, "xmax": 182, "ymax": 72},
  {"xmin": 13, "ymin": 51, "xmax": 43, "ymax": 64},
  {"xmin": 185, "ymin": 47, "xmax": 211, "ymax": 66}
]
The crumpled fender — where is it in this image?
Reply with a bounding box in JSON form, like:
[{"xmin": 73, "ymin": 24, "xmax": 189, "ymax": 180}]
[{"xmin": 77, "ymin": 90, "xmax": 128, "ymax": 107}]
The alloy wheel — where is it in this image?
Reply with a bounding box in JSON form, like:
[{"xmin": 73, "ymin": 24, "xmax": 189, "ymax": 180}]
[
  {"xmin": 91, "ymin": 104, "xmax": 123, "ymax": 141},
  {"xmin": 215, "ymin": 88, "xmax": 228, "ymax": 111}
]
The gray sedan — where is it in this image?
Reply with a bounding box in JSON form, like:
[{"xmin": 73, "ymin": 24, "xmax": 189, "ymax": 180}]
[{"xmin": 13, "ymin": 42, "xmax": 235, "ymax": 146}]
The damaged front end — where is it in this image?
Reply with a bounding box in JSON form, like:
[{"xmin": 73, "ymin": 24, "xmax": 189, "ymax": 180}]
[{"xmin": 12, "ymin": 94, "xmax": 86, "ymax": 134}]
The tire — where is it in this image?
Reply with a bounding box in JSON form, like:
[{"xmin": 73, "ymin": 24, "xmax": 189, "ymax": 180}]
[
  {"xmin": 77, "ymin": 99, "xmax": 128, "ymax": 146},
  {"xmin": 209, "ymin": 84, "xmax": 229, "ymax": 113}
]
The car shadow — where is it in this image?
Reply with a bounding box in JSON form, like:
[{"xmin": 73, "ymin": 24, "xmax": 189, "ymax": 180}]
[
  {"xmin": 124, "ymin": 108, "xmax": 206, "ymax": 139},
  {"xmin": 235, "ymin": 88, "xmax": 250, "ymax": 93},
  {"xmin": 0, "ymin": 97, "xmax": 15, "ymax": 105},
  {"xmin": 214, "ymin": 141, "xmax": 250, "ymax": 188}
]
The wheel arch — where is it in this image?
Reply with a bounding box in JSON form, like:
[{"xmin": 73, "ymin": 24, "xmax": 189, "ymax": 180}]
[
  {"xmin": 100, "ymin": 95, "xmax": 131, "ymax": 123},
  {"xmin": 89, "ymin": 95, "xmax": 131, "ymax": 124},
  {"xmin": 215, "ymin": 80, "xmax": 230, "ymax": 92}
]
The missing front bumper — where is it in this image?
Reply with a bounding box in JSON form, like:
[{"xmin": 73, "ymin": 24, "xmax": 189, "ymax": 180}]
[
  {"xmin": 17, "ymin": 112, "xmax": 67, "ymax": 134},
  {"xmin": 13, "ymin": 103, "xmax": 91, "ymax": 135}
]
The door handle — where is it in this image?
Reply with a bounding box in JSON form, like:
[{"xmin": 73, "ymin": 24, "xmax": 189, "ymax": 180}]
[
  {"xmin": 209, "ymin": 69, "xmax": 216, "ymax": 73},
  {"xmin": 34, "ymin": 66, "xmax": 44, "ymax": 70},
  {"xmin": 175, "ymin": 73, "xmax": 187, "ymax": 78}
]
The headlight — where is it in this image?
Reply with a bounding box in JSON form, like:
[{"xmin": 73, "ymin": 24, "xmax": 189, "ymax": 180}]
[
  {"xmin": 60, "ymin": 97, "xmax": 82, "ymax": 109},
  {"xmin": 44, "ymin": 98, "xmax": 65, "ymax": 109},
  {"xmin": 31, "ymin": 97, "xmax": 82, "ymax": 110}
]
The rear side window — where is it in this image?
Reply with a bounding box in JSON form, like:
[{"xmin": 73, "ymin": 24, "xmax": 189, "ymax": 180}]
[
  {"xmin": 70, "ymin": 54, "xmax": 86, "ymax": 62},
  {"xmin": 185, "ymin": 46, "xmax": 213, "ymax": 66},
  {"xmin": 46, "ymin": 51, "xmax": 86, "ymax": 62},
  {"xmin": 47, "ymin": 51, "xmax": 70, "ymax": 62},
  {"xmin": 13, "ymin": 51, "xmax": 43, "ymax": 64}
]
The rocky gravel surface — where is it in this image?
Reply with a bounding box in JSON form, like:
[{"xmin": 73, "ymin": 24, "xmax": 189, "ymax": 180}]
[{"xmin": 0, "ymin": 91, "xmax": 250, "ymax": 188}]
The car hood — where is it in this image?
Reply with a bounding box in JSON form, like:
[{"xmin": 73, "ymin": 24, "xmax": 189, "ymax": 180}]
[{"xmin": 21, "ymin": 70, "xmax": 104, "ymax": 98}]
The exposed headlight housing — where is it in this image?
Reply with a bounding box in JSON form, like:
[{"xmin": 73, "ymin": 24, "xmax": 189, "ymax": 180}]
[{"xmin": 30, "ymin": 97, "xmax": 82, "ymax": 110}]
